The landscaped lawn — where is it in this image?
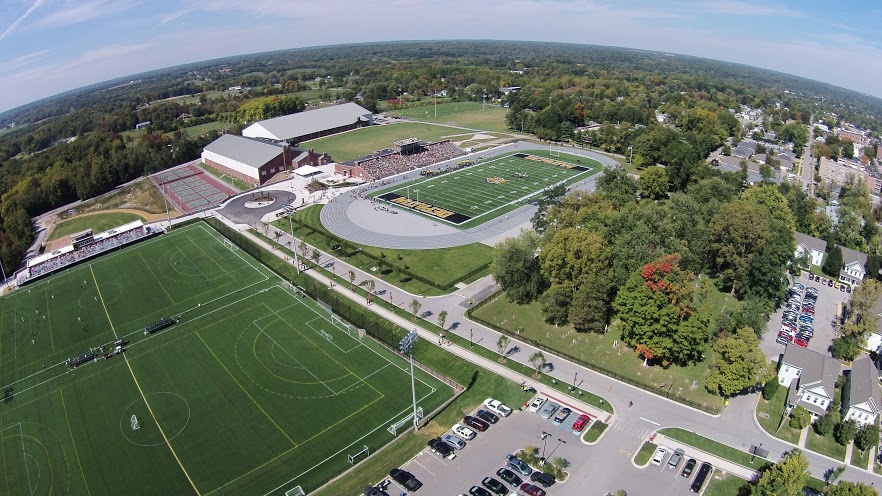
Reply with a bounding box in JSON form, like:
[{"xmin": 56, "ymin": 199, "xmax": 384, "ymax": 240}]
[
  {"xmin": 182, "ymin": 120, "xmax": 233, "ymax": 137},
  {"xmin": 850, "ymin": 445, "xmax": 871, "ymax": 469},
  {"xmin": 755, "ymin": 382, "xmax": 803, "ymax": 445},
  {"xmin": 659, "ymin": 428, "xmax": 771, "ymax": 469},
  {"xmin": 705, "ymin": 473, "xmax": 749, "ymax": 496},
  {"xmin": 634, "ymin": 441, "xmax": 657, "ymax": 466},
  {"xmin": 805, "ymin": 429, "xmax": 846, "ymax": 461},
  {"xmin": 471, "ymin": 290, "xmax": 731, "ymax": 411},
  {"xmin": 201, "ymin": 163, "xmax": 250, "ymax": 191},
  {"xmin": 387, "ymin": 101, "xmax": 512, "ymax": 133},
  {"xmin": 583, "ymin": 421, "xmax": 608, "ymax": 443},
  {"xmin": 302, "ymin": 122, "xmax": 477, "ymax": 162},
  {"xmin": 49, "ymin": 211, "xmax": 146, "ymax": 240}
]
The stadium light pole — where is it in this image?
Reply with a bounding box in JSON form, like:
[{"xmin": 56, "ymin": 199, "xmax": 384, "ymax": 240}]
[
  {"xmin": 287, "ymin": 213, "xmax": 301, "ymax": 273},
  {"xmin": 163, "ymin": 185, "xmax": 171, "ymax": 228},
  {"xmin": 399, "ymin": 330, "xmax": 420, "ymax": 432}
]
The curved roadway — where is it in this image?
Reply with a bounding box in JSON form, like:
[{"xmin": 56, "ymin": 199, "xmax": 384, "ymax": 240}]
[{"xmin": 319, "ymin": 142, "xmax": 618, "ymax": 249}]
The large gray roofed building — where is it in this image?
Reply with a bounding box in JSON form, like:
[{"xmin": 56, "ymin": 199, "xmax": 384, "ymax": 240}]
[
  {"xmin": 843, "ymin": 355, "xmax": 881, "ymax": 425},
  {"xmin": 203, "ymin": 134, "xmax": 284, "ymax": 168},
  {"xmin": 243, "ymin": 102, "xmax": 373, "ymax": 142}
]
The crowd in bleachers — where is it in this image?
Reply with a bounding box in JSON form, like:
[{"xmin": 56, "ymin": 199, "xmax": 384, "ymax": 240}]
[
  {"xmin": 26, "ymin": 226, "xmax": 148, "ymax": 279},
  {"xmin": 357, "ymin": 141, "xmax": 464, "ymax": 179}
]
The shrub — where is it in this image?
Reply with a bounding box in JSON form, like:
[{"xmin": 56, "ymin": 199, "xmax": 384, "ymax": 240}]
[
  {"xmin": 789, "ymin": 406, "xmax": 812, "ymax": 429},
  {"xmin": 834, "ymin": 419, "xmax": 858, "ymax": 446},
  {"xmin": 762, "ymin": 378, "xmax": 781, "ymax": 401},
  {"xmin": 814, "ymin": 411, "xmax": 837, "ymax": 437},
  {"xmin": 831, "ymin": 337, "xmax": 862, "ymax": 361}
]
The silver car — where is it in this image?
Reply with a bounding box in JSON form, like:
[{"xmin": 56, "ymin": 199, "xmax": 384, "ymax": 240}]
[
  {"xmin": 540, "ymin": 401, "xmax": 559, "ymax": 419},
  {"xmin": 442, "ymin": 433, "xmax": 466, "ymax": 450}
]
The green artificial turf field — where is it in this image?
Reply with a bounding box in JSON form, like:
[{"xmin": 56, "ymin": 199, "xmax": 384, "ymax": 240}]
[
  {"xmin": 386, "ymin": 102, "xmax": 510, "ymax": 133},
  {"xmin": 301, "ymin": 122, "xmax": 474, "ymax": 163},
  {"xmin": 370, "ymin": 150, "xmax": 600, "ymax": 225},
  {"xmin": 0, "ymin": 223, "xmax": 450, "ymax": 495}
]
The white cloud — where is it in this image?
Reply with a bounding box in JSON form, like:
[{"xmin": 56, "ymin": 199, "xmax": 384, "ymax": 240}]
[
  {"xmin": 0, "ymin": 48, "xmax": 51, "ymax": 70},
  {"xmin": 0, "ymin": 0, "xmax": 46, "ymax": 41},
  {"xmin": 159, "ymin": 9, "xmax": 192, "ymax": 25},
  {"xmin": 34, "ymin": 0, "xmax": 136, "ymax": 29},
  {"xmin": 62, "ymin": 42, "xmax": 152, "ymax": 69},
  {"xmin": 690, "ymin": 0, "xmax": 805, "ymax": 17}
]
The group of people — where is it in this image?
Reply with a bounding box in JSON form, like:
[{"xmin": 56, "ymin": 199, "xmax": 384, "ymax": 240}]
[
  {"xmin": 356, "ymin": 141, "xmax": 464, "ymax": 179},
  {"xmin": 27, "ymin": 226, "xmax": 148, "ymax": 279}
]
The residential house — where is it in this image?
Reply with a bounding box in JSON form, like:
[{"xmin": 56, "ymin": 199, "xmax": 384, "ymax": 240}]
[
  {"xmin": 842, "ymin": 356, "xmax": 881, "ymax": 426},
  {"xmin": 731, "ymin": 144, "xmax": 754, "ymax": 159},
  {"xmin": 863, "ymin": 297, "xmax": 882, "ymax": 353},
  {"xmin": 838, "ymin": 245, "xmax": 867, "ymax": 286},
  {"xmin": 794, "ymin": 232, "xmax": 826, "ymax": 268},
  {"xmin": 778, "ymin": 344, "xmax": 841, "ymax": 418}
]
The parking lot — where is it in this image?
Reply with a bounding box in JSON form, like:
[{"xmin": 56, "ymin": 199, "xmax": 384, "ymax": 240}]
[
  {"xmin": 637, "ymin": 448, "xmax": 718, "ymax": 495},
  {"xmin": 761, "ymin": 271, "xmax": 850, "ymax": 361},
  {"xmin": 382, "ymin": 397, "xmax": 594, "ymax": 496}
]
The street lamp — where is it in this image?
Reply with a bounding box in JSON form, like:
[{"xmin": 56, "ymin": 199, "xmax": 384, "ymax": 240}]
[
  {"xmin": 287, "ymin": 212, "xmax": 301, "ymax": 273},
  {"xmin": 545, "ymin": 438, "xmax": 567, "ymax": 465},
  {"xmin": 540, "ymin": 431, "xmax": 550, "ymax": 460},
  {"xmin": 399, "ymin": 329, "xmax": 420, "ymax": 432}
]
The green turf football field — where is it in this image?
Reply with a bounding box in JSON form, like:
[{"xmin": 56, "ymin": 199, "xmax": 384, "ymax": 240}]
[
  {"xmin": 0, "ymin": 223, "xmax": 450, "ymax": 495},
  {"xmin": 370, "ymin": 150, "xmax": 600, "ymax": 225}
]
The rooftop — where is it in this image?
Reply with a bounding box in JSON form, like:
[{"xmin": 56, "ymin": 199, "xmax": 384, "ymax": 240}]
[
  {"xmin": 243, "ymin": 102, "xmax": 372, "ymax": 141},
  {"xmin": 202, "ymin": 134, "xmax": 284, "ymax": 170},
  {"xmin": 782, "ymin": 344, "xmax": 841, "ymax": 398},
  {"xmin": 848, "ymin": 356, "xmax": 881, "ymax": 413},
  {"xmin": 795, "ymin": 232, "xmax": 826, "ymax": 253}
]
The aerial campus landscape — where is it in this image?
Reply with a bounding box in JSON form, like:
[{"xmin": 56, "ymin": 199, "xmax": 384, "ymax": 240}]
[{"xmin": 3, "ymin": 4, "xmax": 882, "ymax": 496}]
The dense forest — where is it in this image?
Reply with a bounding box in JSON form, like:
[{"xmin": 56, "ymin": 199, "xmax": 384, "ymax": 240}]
[{"xmin": 0, "ymin": 40, "xmax": 880, "ymax": 274}]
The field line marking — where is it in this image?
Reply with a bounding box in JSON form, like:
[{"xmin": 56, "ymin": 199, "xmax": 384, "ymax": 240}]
[
  {"xmin": 256, "ymin": 328, "xmax": 337, "ymax": 394},
  {"xmin": 92, "ymin": 265, "xmax": 201, "ymax": 495},
  {"xmin": 137, "ymin": 253, "xmax": 176, "ymax": 304},
  {"xmin": 20, "ymin": 422, "xmax": 33, "ymax": 496},
  {"xmin": 195, "ymin": 332, "xmax": 298, "ymax": 448},
  {"xmin": 334, "ymin": 363, "xmax": 391, "ymax": 395},
  {"xmin": 0, "ymin": 413, "xmax": 7, "ymax": 496},
  {"xmin": 60, "ymin": 390, "xmax": 92, "ymax": 496},
  {"xmin": 44, "ymin": 289, "xmax": 55, "ymax": 353}
]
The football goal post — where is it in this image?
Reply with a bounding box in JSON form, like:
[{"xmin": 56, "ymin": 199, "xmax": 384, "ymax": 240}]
[
  {"xmin": 222, "ymin": 238, "xmax": 238, "ymax": 251},
  {"xmin": 284, "ymin": 486, "xmax": 305, "ymax": 496}
]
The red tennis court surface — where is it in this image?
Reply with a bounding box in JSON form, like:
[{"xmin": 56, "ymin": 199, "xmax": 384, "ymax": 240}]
[{"xmin": 150, "ymin": 164, "xmax": 238, "ymax": 214}]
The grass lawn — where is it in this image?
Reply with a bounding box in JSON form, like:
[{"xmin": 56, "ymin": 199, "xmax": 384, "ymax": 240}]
[
  {"xmin": 851, "ymin": 445, "xmax": 871, "ymax": 469},
  {"xmin": 583, "ymin": 421, "xmax": 608, "ymax": 443},
  {"xmin": 182, "ymin": 120, "xmax": 233, "ymax": 137},
  {"xmin": 471, "ymin": 291, "xmax": 729, "ymax": 411},
  {"xmin": 875, "ymin": 461, "xmax": 882, "ymax": 475},
  {"xmin": 634, "ymin": 441, "xmax": 657, "ymax": 466},
  {"xmin": 58, "ymin": 177, "xmax": 174, "ymax": 219},
  {"xmin": 49, "ymin": 211, "xmax": 146, "ymax": 240},
  {"xmin": 201, "ymin": 163, "xmax": 250, "ymax": 191},
  {"xmin": 1, "ymin": 223, "xmax": 453, "ymax": 495},
  {"xmin": 659, "ymin": 428, "xmax": 771, "ymax": 469},
  {"xmin": 387, "ymin": 101, "xmax": 511, "ymax": 133},
  {"xmin": 805, "ymin": 429, "xmax": 847, "ymax": 461},
  {"xmin": 705, "ymin": 473, "xmax": 749, "ymax": 496},
  {"xmin": 302, "ymin": 122, "xmax": 477, "ymax": 162},
  {"xmin": 271, "ymin": 205, "xmax": 494, "ymax": 292},
  {"xmin": 755, "ymin": 383, "xmax": 803, "ymax": 445}
]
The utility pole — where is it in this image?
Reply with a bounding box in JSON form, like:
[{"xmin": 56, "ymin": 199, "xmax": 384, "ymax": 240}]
[{"xmin": 399, "ymin": 330, "xmax": 420, "ymax": 432}]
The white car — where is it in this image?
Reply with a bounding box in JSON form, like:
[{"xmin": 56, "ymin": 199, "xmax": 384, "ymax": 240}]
[
  {"xmin": 650, "ymin": 445, "xmax": 669, "ymax": 466},
  {"xmin": 452, "ymin": 423, "xmax": 476, "ymax": 440},
  {"xmin": 483, "ymin": 398, "xmax": 512, "ymax": 417},
  {"xmin": 527, "ymin": 397, "xmax": 547, "ymax": 413}
]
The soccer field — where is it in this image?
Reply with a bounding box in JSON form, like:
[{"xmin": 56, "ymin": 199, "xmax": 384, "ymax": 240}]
[
  {"xmin": 0, "ymin": 224, "xmax": 450, "ymax": 495},
  {"xmin": 371, "ymin": 150, "xmax": 600, "ymax": 225}
]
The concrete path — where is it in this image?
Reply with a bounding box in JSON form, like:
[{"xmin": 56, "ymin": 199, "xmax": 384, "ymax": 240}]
[{"xmin": 799, "ymin": 427, "xmax": 809, "ymax": 448}]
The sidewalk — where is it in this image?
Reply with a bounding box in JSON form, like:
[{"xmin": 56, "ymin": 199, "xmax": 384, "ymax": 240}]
[{"xmin": 651, "ymin": 433, "xmax": 760, "ymax": 482}]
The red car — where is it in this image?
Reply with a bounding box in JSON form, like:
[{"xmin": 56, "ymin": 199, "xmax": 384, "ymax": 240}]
[
  {"xmin": 571, "ymin": 414, "xmax": 591, "ymax": 432},
  {"xmin": 777, "ymin": 331, "xmax": 794, "ymax": 342},
  {"xmin": 463, "ymin": 415, "xmax": 489, "ymax": 432},
  {"xmin": 801, "ymin": 307, "xmax": 815, "ymax": 315},
  {"xmin": 793, "ymin": 338, "xmax": 809, "ymax": 348},
  {"xmin": 519, "ymin": 483, "xmax": 546, "ymax": 496}
]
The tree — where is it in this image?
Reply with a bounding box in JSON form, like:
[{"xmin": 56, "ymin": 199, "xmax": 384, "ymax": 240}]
[
  {"xmin": 408, "ymin": 298, "xmax": 422, "ymax": 321},
  {"xmin": 298, "ymin": 240, "xmax": 309, "ymax": 260},
  {"xmin": 762, "ymin": 377, "xmax": 781, "ymax": 401},
  {"xmin": 814, "ymin": 409, "xmax": 838, "ymax": 437},
  {"xmin": 753, "ymin": 449, "xmax": 809, "ymax": 496},
  {"xmin": 310, "ymin": 248, "xmax": 321, "ymax": 266},
  {"xmin": 741, "ymin": 184, "xmax": 796, "ymax": 233},
  {"xmin": 595, "ymin": 167, "xmax": 639, "ymax": 208},
  {"xmin": 853, "ymin": 423, "xmax": 880, "ymax": 452},
  {"xmin": 828, "ymin": 481, "xmax": 879, "ymax": 496},
  {"xmin": 789, "ymin": 406, "xmax": 811, "ymax": 429},
  {"xmin": 823, "ymin": 246, "xmax": 843, "ymax": 277},
  {"xmin": 437, "ymin": 310, "xmax": 447, "ymax": 330},
  {"xmin": 496, "ymin": 335, "xmax": 510, "ymax": 358},
  {"xmin": 705, "ymin": 327, "xmax": 768, "ymax": 396},
  {"xmin": 638, "ymin": 166, "xmax": 668, "ymax": 200},
  {"xmin": 834, "ymin": 419, "xmax": 858, "ymax": 446},
  {"xmin": 709, "ymin": 200, "xmax": 772, "ymax": 295},
  {"xmin": 841, "ymin": 279, "xmax": 882, "ymax": 342},
  {"xmin": 759, "ymin": 163, "xmax": 774, "ymax": 183},
  {"xmin": 831, "ymin": 336, "xmax": 863, "ymax": 361},
  {"xmin": 348, "ymin": 269, "xmax": 356, "ymax": 288},
  {"xmin": 842, "ymin": 140, "xmax": 855, "ymax": 159},
  {"xmin": 528, "ymin": 351, "xmax": 546, "ymax": 376},
  {"xmin": 491, "ymin": 231, "xmax": 544, "ymax": 303},
  {"xmin": 569, "ymin": 276, "xmax": 611, "ymax": 333},
  {"xmin": 540, "ymin": 284, "xmax": 572, "ymax": 326},
  {"xmin": 540, "ymin": 229, "xmax": 612, "ymax": 287}
]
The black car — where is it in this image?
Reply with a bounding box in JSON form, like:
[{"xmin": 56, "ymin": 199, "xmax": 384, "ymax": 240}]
[
  {"xmin": 390, "ymin": 468, "xmax": 422, "ymax": 491},
  {"xmin": 681, "ymin": 458, "xmax": 696, "ymax": 478},
  {"xmin": 476, "ymin": 409, "xmax": 499, "ymax": 424},
  {"xmin": 496, "ymin": 467, "xmax": 522, "ymax": 486},
  {"xmin": 428, "ymin": 437, "xmax": 453, "ymax": 457},
  {"xmin": 690, "ymin": 462, "xmax": 712, "ymax": 493},
  {"xmin": 469, "ymin": 486, "xmax": 492, "ymax": 496},
  {"xmin": 481, "ymin": 477, "xmax": 508, "ymax": 495},
  {"xmin": 364, "ymin": 487, "xmax": 390, "ymax": 496},
  {"xmin": 530, "ymin": 471, "xmax": 556, "ymax": 487}
]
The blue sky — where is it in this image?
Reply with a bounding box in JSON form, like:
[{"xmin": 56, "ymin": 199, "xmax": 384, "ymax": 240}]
[{"xmin": 1, "ymin": 0, "xmax": 882, "ymax": 113}]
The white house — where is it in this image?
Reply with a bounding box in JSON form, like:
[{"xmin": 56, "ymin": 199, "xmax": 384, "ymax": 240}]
[
  {"xmin": 842, "ymin": 356, "xmax": 881, "ymax": 426},
  {"xmin": 838, "ymin": 245, "xmax": 867, "ymax": 286},
  {"xmin": 794, "ymin": 232, "xmax": 826, "ymax": 268},
  {"xmin": 778, "ymin": 344, "xmax": 841, "ymax": 418}
]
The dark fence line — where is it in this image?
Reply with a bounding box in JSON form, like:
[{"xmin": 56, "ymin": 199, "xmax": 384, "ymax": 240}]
[{"xmin": 466, "ymin": 294, "xmax": 722, "ymax": 415}]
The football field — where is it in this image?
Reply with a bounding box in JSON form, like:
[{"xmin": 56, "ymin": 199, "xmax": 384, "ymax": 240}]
[
  {"xmin": 0, "ymin": 223, "xmax": 450, "ymax": 495},
  {"xmin": 371, "ymin": 150, "xmax": 600, "ymax": 226}
]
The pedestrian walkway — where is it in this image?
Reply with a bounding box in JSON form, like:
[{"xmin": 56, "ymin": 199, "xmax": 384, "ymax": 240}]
[
  {"xmin": 798, "ymin": 427, "xmax": 809, "ymax": 448},
  {"xmin": 651, "ymin": 434, "xmax": 759, "ymax": 482}
]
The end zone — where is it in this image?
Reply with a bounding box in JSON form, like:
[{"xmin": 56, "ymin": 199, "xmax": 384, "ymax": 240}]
[{"xmin": 377, "ymin": 193, "xmax": 472, "ymax": 224}]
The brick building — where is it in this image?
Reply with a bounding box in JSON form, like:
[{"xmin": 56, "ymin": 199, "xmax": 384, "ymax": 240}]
[{"xmin": 201, "ymin": 134, "xmax": 329, "ymax": 186}]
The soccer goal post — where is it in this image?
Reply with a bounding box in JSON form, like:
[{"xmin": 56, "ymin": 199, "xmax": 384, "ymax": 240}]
[
  {"xmin": 347, "ymin": 445, "xmax": 370, "ymax": 465},
  {"xmin": 284, "ymin": 486, "xmax": 305, "ymax": 496},
  {"xmin": 131, "ymin": 415, "xmax": 141, "ymax": 431},
  {"xmin": 222, "ymin": 238, "xmax": 238, "ymax": 250}
]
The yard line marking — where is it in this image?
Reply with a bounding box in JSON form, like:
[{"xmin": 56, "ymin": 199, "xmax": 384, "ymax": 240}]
[
  {"xmin": 137, "ymin": 253, "xmax": 176, "ymax": 304},
  {"xmin": 61, "ymin": 390, "xmax": 92, "ymax": 496},
  {"xmin": 639, "ymin": 417, "xmax": 660, "ymax": 426},
  {"xmin": 257, "ymin": 328, "xmax": 338, "ymax": 395},
  {"xmin": 20, "ymin": 423, "xmax": 33, "ymax": 496}
]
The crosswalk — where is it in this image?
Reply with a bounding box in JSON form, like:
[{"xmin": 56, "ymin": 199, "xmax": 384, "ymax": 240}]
[{"xmin": 609, "ymin": 416, "xmax": 657, "ymax": 441}]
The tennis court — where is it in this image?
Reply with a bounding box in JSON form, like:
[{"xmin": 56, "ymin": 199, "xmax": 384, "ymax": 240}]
[{"xmin": 150, "ymin": 164, "xmax": 238, "ymax": 214}]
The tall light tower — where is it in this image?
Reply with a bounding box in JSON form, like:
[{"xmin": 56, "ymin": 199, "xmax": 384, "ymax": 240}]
[
  {"xmin": 482, "ymin": 89, "xmax": 487, "ymax": 111},
  {"xmin": 287, "ymin": 212, "xmax": 301, "ymax": 273},
  {"xmin": 399, "ymin": 329, "xmax": 420, "ymax": 432}
]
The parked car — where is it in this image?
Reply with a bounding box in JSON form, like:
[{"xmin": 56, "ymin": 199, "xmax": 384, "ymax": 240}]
[
  {"xmin": 530, "ymin": 471, "xmax": 556, "ymax": 487},
  {"xmin": 651, "ymin": 445, "xmax": 669, "ymax": 466},
  {"xmin": 681, "ymin": 458, "xmax": 697, "ymax": 478},
  {"xmin": 518, "ymin": 483, "xmax": 546, "ymax": 496},
  {"xmin": 464, "ymin": 415, "xmax": 489, "ymax": 432},
  {"xmin": 505, "ymin": 454, "xmax": 533, "ymax": 476},
  {"xmin": 690, "ymin": 462, "xmax": 713, "ymax": 493},
  {"xmin": 483, "ymin": 398, "xmax": 512, "ymax": 417},
  {"xmin": 389, "ymin": 468, "xmax": 422, "ymax": 491},
  {"xmin": 527, "ymin": 397, "xmax": 546, "ymax": 413},
  {"xmin": 571, "ymin": 414, "xmax": 591, "ymax": 432},
  {"xmin": 540, "ymin": 402, "xmax": 559, "ymax": 419},
  {"xmin": 476, "ymin": 409, "xmax": 499, "ymax": 424},
  {"xmin": 847, "ymin": 286, "xmax": 852, "ymax": 293},
  {"xmin": 792, "ymin": 282, "xmax": 805, "ymax": 291},
  {"xmin": 364, "ymin": 486, "xmax": 391, "ymax": 496},
  {"xmin": 452, "ymin": 423, "xmax": 476, "ymax": 440},
  {"xmin": 828, "ymin": 279, "xmax": 834, "ymax": 287},
  {"xmin": 469, "ymin": 486, "xmax": 492, "ymax": 496},
  {"xmin": 794, "ymin": 338, "xmax": 809, "ymax": 348},
  {"xmin": 427, "ymin": 437, "xmax": 453, "ymax": 457},
  {"xmin": 442, "ymin": 433, "xmax": 466, "ymax": 450},
  {"xmin": 802, "ymin": 307, "xmax": 815, "ymax": 315},
  {"xmin": 776, "ymin": 336, "xmax": 790, "ymax": 345},
  {"xmin": 495, "ymin": 467, "xmax": 523, "ymax": 487},
  {"xmin": 667, "ymin": 448, "xmax": 685, "ymax": 470},
  {"xmin": 807, "ymin": 286, "xmax": 818, "ymax": 294},
  {"xmin": 481, "ymin": 477, "xmax": 508, "ymax": 496},
  {"xmin": 553, "ymin": 407, "xmax": 572, "ymax": 425}
]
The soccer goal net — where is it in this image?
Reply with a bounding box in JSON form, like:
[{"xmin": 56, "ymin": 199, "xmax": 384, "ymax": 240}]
[
  {"xmin": 347, "ymin": 445, "xmax": 370, "ymax": 465},
  {"xmin": 222, "ymin": 238, "xmax": 238, "ymax": 250},
  {"xmin": 284, "ymin": 486, "xmax": 305, "ymax": 496},
  {"xmin": 387, "ymin": 407, "xmax": 424, "ymax": 436},
  {"xmin": 131, "ymin": 415, "xmax": 141, "ymax": 431}
]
